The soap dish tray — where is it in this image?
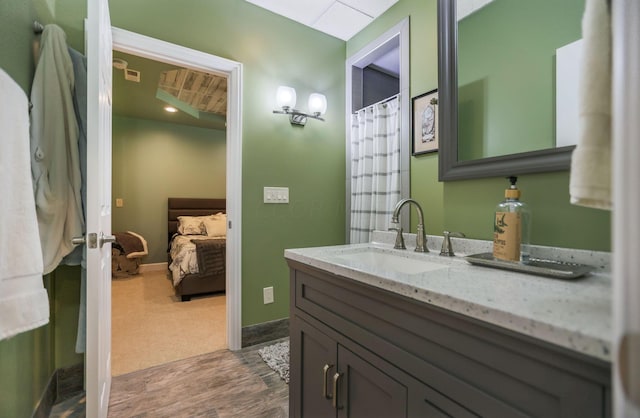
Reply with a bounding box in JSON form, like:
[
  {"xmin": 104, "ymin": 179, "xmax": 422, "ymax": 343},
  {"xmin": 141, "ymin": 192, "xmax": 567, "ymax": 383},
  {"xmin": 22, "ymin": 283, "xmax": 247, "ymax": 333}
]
[{"xmin": 465, "ymin": 252, "xmax": 594, "ymax": 279}]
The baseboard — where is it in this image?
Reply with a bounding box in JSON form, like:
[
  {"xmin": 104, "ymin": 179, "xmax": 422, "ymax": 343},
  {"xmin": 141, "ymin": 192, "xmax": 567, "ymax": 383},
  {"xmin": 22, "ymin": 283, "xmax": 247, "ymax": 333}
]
[
  {"xmin": 139, "ymin": 262, "xmax": 168, "ymax": 273},
  {"xmin": 32, "ymin": 370, "xmax": 57, "ymax": 418},
  {"xmin": 56, "ymin": 363, "xmax": 84, "ymax": 402},
  {"xmin": 242, "ymin": 317, "xmax": 289, "ymax": 347},
  {"xmin": 31, "ymin": 362, "xmax": 84, "ymax": 418}
]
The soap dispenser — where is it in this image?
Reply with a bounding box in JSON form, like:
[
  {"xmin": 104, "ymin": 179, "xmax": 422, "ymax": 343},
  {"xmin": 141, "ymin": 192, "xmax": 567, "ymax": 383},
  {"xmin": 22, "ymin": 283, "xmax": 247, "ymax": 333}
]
[{"xmin": 493, "ymin": 176, "xmax": 531, "ymax": 263}]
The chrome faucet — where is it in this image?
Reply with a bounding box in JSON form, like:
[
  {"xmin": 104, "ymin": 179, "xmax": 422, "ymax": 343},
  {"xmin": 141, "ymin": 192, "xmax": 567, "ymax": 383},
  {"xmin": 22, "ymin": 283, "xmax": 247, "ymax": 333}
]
[{"xmin": 390, "ymin": 198, "xmax": 428, "ymax": 252}]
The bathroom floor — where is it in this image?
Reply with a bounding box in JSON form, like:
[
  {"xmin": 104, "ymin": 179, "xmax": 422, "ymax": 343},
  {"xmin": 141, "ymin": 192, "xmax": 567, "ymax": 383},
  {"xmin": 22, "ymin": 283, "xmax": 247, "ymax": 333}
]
[{"xmin": 49, "ymin": 338, "xmax": 289, "ymax": 417}]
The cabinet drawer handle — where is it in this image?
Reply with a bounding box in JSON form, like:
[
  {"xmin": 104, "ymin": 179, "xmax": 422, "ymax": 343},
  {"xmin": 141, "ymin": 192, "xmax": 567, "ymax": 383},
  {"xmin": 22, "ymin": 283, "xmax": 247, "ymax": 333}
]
[
  {"xmin": 332, "ymin": 372, "xmax": 343, "ymax": 409},
  {"xmin": 322, "ymin": 364, "xmax": 334, "ymax": 399}
]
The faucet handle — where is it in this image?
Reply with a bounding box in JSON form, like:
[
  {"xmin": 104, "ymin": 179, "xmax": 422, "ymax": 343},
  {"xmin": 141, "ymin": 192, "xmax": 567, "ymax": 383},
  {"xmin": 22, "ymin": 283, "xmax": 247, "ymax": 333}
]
[
  {"xmin": 388, "ymin": 226, "xmax": 406, "ymax": 250},
  {"xmin": 440, "ymin": 231, "xmax": 465, "ymax": 256}
]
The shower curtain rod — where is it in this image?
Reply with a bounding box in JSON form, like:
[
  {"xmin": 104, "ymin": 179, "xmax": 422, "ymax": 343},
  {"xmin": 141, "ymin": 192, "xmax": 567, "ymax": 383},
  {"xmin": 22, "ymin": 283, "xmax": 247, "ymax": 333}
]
[{"xmin": 353, "ymin": 93, "xmax": 400, "ymax": 114}]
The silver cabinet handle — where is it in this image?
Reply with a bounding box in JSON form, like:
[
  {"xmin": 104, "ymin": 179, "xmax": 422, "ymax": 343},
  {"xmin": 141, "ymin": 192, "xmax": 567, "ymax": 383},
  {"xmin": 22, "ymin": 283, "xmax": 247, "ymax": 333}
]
[
  {"xmin": 323, "ymin": 364, "xmax": 334, "ymax": 399},
  {"xmin": 332, "ymin": 372, "xmax": 343, "ymax": 409}
]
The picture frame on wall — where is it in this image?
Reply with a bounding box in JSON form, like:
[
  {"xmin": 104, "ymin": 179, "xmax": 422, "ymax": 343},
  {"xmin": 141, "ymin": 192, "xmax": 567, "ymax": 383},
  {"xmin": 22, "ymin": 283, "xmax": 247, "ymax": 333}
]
[{"xmin": 412, "ymin": 89, "xmax": 439, "ymax": 155}]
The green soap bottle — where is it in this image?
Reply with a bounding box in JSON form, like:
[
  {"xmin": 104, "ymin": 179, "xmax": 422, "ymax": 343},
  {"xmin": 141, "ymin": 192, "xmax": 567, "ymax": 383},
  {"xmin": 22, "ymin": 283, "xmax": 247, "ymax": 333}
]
[{"xmin": 493, "ymin": 176, "xmax": 531, "ymax": 263}]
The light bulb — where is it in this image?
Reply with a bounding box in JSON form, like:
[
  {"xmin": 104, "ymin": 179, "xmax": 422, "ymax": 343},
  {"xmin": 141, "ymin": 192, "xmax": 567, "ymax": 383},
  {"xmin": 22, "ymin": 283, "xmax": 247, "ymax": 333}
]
[
  {"xmin": 308, "ymin": 93, "xmax": 327, "ymax": 116},
  {"xmin": 276, "ymin": 86, "xmax": 296, "ymax": 109}
]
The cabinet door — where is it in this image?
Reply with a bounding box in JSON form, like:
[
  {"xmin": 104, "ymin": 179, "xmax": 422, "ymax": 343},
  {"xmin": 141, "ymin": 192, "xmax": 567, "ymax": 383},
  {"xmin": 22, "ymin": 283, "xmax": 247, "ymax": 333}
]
[
  {"xmin": 337, "ymin": 345, "xmax": 408, "ymax": 418},
  {"xmin": 291, "ymin": 317, "xmax": 337, "ymax": 418}
]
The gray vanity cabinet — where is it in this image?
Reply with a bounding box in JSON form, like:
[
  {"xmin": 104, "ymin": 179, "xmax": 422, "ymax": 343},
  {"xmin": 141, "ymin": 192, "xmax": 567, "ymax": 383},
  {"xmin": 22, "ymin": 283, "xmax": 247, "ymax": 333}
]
[
  {"xmin": 288, "ymin": 260, "xmax": 612, "ymax": 418},
  {"xmin": 291, "ymin": 316, "xmax": 408, "ymax": 417}
]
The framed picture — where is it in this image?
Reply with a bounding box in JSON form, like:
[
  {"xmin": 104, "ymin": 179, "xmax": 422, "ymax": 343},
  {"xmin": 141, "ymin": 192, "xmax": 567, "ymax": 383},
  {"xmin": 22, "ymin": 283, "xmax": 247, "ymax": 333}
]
[{"xmin": 412, "ymin": 89, "xmax": 439, "ymax": 155}]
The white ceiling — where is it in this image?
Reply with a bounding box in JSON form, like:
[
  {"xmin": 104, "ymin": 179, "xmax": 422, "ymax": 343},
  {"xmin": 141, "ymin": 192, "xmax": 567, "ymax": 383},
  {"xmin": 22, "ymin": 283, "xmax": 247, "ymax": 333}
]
[
  {"xmin": 457, "ymin": 0, "xmax": 495, "ymax": 21},
  {"xmin": 245, "ymin": 0, "xmax": 399, "ymax": 41}
]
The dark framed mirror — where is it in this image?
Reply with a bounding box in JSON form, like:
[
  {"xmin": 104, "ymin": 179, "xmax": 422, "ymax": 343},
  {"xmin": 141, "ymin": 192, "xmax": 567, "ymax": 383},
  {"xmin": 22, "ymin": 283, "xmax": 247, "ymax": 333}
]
[{"xmin": 437, "ymin": 0, "xmax": 577, "ymax": 181}]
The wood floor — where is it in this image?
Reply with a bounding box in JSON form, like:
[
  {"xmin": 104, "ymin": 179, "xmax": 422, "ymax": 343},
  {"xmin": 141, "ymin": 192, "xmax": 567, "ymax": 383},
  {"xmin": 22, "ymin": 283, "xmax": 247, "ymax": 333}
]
[
  {"xmin": 51, "ymin": 270, "xmax": 288, "ymax": 417},
  {"xmin": 50, "ymin": 339, "xmax": 289, "ymax": 417}
]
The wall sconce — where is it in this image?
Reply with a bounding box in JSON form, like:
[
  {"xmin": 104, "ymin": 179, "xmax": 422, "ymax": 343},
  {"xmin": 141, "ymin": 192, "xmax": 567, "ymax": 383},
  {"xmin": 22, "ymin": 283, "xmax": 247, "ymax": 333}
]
[{"xmin": 273, "ymin": 86, "xmax": 327, "ymax": 126}]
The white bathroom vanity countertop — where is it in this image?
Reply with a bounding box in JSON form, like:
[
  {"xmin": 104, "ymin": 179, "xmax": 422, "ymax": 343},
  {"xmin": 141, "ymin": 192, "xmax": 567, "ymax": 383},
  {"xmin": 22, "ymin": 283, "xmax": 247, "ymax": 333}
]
[{"xmin": 284, "ymin": 232, "xmax": 612, "ymax": 362}]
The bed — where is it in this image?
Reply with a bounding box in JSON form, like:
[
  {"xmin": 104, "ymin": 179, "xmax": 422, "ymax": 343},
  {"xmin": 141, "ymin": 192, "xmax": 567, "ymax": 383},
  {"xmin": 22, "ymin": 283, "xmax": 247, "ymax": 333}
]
[{"xmin": 168, "ymin": 198, "xmax": 227, "ymax": 301}]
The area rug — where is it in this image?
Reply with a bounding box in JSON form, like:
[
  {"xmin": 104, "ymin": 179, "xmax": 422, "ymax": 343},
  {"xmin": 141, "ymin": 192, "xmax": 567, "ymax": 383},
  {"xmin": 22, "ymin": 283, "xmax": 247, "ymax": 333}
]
[{"xmin": 258, "ymin": 339, "xmax": 290, "ymax": 384}]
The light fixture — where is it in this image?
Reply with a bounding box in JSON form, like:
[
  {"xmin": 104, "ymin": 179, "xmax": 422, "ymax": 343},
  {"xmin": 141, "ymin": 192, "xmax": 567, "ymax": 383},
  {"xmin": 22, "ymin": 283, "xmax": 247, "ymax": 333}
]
[
  {"xmin": 164, "ymin": 106, "xmax": 178, "ymax": 113},
  {"xmin": 273, "ymin": 86, "xmax": 326, "ymax": 126}
]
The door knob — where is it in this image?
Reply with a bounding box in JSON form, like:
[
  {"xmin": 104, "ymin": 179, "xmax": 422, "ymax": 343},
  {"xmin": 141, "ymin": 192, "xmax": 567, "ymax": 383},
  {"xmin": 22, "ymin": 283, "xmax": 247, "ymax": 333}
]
[
  {"xmin": 99, "ymin": 232, "xmax": 116, "ymax": 248},
  {"xmin": 71, "ymin": 236, "xmax": 86, "ymax": 245},
  {"xmin": 71, "ymin": 233, "xmax": 97, "ymax": 248},
  {"xmin": 70, "ymin": 232, "xmax": 111, "ymax": 249}
]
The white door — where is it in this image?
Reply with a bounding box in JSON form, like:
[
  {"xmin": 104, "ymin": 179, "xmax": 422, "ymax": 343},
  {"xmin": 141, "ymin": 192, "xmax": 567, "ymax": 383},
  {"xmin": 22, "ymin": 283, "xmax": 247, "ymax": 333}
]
[{"xmin": 85, "ymin": 0, "xmax": 113, "ymax": 416}]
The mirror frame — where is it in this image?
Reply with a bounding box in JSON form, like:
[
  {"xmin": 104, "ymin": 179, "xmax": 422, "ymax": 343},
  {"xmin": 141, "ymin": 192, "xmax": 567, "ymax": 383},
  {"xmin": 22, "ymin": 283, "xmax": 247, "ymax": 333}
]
[{"xmin": 437, "ymin": 0, "xmax": 575, "ymax": 181}]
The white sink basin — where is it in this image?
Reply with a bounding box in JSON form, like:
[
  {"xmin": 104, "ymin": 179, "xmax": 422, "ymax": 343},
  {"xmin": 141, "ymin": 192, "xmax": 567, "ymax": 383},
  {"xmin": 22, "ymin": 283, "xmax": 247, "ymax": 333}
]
[{"xmin": 335, "ymin": 248, "xmax": 448, "ymax": 275}]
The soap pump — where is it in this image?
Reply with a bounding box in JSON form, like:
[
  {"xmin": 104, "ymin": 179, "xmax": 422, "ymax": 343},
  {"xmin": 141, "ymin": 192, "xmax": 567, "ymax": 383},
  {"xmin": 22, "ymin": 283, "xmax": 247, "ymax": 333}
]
[{"xmin": 493, "ymin": 176, "xmax": 531, "ymax": 263}]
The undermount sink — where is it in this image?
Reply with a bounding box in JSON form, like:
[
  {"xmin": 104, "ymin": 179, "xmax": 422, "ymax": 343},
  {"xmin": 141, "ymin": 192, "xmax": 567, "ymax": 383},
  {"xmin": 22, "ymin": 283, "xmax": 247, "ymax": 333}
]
[{"xmin": 334, "ymin": 247, "xmax": 449, "ymax": 275}]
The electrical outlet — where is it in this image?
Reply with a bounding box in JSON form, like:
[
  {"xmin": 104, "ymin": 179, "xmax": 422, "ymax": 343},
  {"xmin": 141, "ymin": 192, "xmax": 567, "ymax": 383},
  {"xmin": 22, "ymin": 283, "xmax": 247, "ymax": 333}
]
[{"xmin": 263, "ymin": 286, "xmax": 274, "ymax": 304}]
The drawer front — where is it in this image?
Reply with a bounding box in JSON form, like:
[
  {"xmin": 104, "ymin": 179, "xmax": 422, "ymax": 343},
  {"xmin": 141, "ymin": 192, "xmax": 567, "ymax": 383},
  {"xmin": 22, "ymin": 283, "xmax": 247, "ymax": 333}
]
[{"xmin": 291, "ymin": 264, "xmax": 610, "ymax": 417}]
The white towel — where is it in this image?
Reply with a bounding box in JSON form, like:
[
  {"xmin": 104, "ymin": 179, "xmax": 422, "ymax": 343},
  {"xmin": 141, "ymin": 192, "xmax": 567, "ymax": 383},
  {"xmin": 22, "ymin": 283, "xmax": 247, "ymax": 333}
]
[
  {"xmin": 569, "ymin": 0, "xmax": 612, "ymax": 210},
  {"xmin": 0, "ymin": 69, "xmax": 50, "ymax": 341},
  {"xmin": 30, "ymin": 24, "xmax": 83, "ymax": 273}
]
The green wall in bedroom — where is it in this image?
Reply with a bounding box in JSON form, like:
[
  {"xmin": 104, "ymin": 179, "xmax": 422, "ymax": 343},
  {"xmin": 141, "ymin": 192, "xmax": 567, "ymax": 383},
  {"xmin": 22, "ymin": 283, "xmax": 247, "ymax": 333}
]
[
  {"xmin": 112, "ymin": 115, "xmax": 227, "ymax": 264},
  {"xmin": 348, "ymin": 0, "xmax": 610, "ymax": 251}
]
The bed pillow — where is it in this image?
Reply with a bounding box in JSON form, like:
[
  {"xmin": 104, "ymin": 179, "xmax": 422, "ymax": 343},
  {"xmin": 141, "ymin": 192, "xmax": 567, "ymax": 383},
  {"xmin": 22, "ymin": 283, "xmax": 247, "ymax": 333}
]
[
  {"xmin": 203, "ymin": 214, "xmax": 227, "ymax": 237},
  {"xmin": 177, "ymin": 216, "xmax": 206, "ymax": 235}
]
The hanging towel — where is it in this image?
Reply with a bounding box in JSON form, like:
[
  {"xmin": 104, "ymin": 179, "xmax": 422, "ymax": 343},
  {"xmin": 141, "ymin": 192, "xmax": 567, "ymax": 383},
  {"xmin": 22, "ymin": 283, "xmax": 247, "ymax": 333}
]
[
  {"xmin": 0, "ymin": 69, "xmax": 50, "ymax": 341},
  {"xmin": 67, "ymin": 47, "xmax": 88, "ymax": 353},
  {"xmin": 30, "ymin": 24, "xmax": 84, "ymax": 274},
  {"xmin": 569, "ymin": 0, "xmax": 612, "ymax": 210}
]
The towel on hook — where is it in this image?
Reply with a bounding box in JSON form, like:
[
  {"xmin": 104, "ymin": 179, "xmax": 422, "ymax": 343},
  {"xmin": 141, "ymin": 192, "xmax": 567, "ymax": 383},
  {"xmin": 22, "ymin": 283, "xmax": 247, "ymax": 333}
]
[
  {"xmin": 30, "ymin": 24, "xmax": 84, "ymax": 273},
  {"xmin": 569, "ymin": 0, "xmax": 612, "ymax": 210},
  {"xmin": 67, "ymin": 47, "xmax": 88, "ymax": 354},
  {"xmin": 0, "ymin": 69, "xmax": 50, "ymax": 341}
]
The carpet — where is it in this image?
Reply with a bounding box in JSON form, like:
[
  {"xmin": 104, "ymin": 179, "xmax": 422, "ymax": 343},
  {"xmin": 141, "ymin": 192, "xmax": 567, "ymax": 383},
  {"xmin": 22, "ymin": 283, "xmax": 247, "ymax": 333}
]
[{"xmin": 258, "ymin": 339, "xmax": 290, "ymax": 384}]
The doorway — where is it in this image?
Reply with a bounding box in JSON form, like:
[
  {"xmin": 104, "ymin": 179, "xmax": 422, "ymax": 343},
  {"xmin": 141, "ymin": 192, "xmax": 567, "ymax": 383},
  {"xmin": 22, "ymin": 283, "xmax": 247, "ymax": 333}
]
[
  {"xmin": 111, "ymin": 28, "xmax": 243, "ymax": 357},
  {"xmin": 345, "ymin": 18, "xmax": 410, "ymax": 239}
]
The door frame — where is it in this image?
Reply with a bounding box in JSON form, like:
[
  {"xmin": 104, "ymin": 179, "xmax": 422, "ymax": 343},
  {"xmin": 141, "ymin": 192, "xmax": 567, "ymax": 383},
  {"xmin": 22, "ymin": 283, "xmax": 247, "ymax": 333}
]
[
  {"xmin": 345, "ymin": 17, "xmax": 410, "ymax": 241},
  {"xmin": 111, "ymin": 27, "xmax": 243, "ymax": 350}
]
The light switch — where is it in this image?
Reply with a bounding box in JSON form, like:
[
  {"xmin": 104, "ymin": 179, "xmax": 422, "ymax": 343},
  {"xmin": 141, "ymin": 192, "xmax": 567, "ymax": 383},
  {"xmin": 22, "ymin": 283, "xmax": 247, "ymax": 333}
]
[
  {"xmin": 115, "ymin": 198, "xmax": 124, "ymax": 207},
  {"xmin": 263, "ymin": 187, "xmax": 289, "ymax": 204}
]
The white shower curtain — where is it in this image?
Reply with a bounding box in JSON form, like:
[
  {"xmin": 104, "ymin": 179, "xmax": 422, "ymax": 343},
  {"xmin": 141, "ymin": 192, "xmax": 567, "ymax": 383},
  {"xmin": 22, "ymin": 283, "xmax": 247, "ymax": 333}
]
[{"xmin": 350, "ymin": 96, "xmax": 401, "ymax": 244}]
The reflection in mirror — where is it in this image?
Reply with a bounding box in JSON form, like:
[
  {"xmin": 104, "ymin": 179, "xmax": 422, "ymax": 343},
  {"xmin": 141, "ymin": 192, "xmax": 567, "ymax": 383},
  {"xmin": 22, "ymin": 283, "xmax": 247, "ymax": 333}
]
[
  {"xmin": 438, "ymin": 0, "xmax": 584, "ymax": 181},
  {"xmin": 458, "ymin": 0, "xmax": 582, "ymax": 161}
]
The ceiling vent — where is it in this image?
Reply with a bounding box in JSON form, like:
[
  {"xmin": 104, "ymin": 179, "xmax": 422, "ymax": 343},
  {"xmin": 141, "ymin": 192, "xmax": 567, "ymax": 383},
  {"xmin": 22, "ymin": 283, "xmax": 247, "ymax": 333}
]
[{"xmin": 124, "ymin": 68, "xmax": 141, "ymax": 83}]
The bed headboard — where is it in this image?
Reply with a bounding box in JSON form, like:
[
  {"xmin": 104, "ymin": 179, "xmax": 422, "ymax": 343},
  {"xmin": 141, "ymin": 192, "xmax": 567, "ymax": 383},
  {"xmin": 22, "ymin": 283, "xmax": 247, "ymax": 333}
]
[{"xmin": 168, "ymin": 198, "xmax": 226, "ymax": 241}]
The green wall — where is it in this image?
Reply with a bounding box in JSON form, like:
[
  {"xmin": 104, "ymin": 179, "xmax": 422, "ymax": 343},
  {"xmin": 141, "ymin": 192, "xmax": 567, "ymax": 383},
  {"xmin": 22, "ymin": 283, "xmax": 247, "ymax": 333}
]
[
  {"xmin": 0, "ymin": 0, "xmax": 612, "ymax": 414},
  {"xmin": 51, "ymin": 0, "xmax": 347, "ymax": 327},
  {"xmin": 112, "ymin": 115, "xmax": 226, "ymax": 263},
  {"xmin": 103, "ymin": 0, "xmax": 347, "ymax": 325},
  {"xmin": 0, "ymin": 0, "xmax": 37, "ymax": 92},
  {"xmin": 348, "ymin": 0, "xmax": 610, "ymax": 251}
]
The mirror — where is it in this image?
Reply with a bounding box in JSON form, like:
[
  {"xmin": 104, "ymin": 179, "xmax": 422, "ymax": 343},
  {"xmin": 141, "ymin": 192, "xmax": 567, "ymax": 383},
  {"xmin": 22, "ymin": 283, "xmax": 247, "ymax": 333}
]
[{"xmin": 438, "ymin": 0, "xmax": 582, "ymax": 181}]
